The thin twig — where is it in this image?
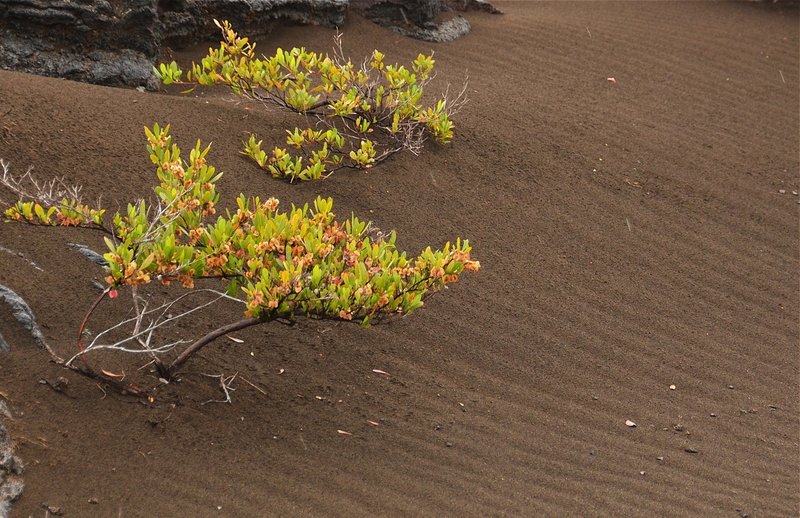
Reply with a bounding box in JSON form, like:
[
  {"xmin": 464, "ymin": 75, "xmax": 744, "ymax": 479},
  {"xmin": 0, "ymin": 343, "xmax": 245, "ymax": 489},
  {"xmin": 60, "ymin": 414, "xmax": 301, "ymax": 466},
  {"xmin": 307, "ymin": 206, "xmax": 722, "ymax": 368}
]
[
  {"xmin": 240, "ymin": 376, "xmax": 267, "ymax": 395},
  {"xmin": 201, "ymin": 372, "xmax": 238, "ymax": 404}
]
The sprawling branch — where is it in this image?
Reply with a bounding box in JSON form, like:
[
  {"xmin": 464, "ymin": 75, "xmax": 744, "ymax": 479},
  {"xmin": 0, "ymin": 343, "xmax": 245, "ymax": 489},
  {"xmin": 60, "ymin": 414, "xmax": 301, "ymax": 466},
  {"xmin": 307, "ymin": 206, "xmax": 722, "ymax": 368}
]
[{"xmin": 160, "ymin": 316, "xmax": 265, "ymax": 379}]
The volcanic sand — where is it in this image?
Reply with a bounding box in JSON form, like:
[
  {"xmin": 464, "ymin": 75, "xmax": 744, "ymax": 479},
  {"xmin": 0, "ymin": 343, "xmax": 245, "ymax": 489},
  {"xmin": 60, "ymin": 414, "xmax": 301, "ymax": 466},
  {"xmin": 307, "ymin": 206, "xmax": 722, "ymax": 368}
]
[{"xmin": 0, "ymin": 2, "xmax": 798, "ymax": 516}]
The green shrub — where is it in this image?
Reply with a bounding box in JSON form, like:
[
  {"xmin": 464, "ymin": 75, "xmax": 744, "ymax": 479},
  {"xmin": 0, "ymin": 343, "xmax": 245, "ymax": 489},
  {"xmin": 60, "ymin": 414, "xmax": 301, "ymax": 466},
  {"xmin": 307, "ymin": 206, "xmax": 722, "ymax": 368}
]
[
  {"xmin": 156, "ymin": 20, "xmax": 467, "ymax": 181},
  {"xmin": 2, "ymin": 125, "xmax": 479, "ymax": 386}
]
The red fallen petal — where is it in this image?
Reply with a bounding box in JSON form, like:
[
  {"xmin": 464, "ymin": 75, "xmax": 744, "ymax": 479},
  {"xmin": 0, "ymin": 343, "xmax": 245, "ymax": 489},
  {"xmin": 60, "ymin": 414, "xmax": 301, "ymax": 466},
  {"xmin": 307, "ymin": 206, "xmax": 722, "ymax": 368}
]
[{"xmin": 108, "ymin": 289, "xmax": 119, "ymax": 299}]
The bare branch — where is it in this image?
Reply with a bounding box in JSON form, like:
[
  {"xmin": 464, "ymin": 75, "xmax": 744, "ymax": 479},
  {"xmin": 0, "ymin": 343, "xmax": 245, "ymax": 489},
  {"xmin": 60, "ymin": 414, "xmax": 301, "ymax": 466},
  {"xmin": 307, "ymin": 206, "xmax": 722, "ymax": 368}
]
[
  {"xmin": 66, "ymin": 288, "xmax": 245, "ymax": 367},
  {"xmin": 201, "ymin": 372, "xmax": 238, "ymax": 405},
  {"xmin": 0, "ymin": 159, "xmax": 87, "ymax": 206}
]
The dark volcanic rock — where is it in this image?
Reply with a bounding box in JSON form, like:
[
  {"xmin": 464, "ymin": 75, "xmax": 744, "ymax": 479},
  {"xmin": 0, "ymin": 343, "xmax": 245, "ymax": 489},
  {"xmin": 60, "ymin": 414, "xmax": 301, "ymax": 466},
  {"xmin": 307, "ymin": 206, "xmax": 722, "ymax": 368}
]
[
  {"xmin": 0, "ymin": 0, "xmax": 496, "ymax": 88},
  {"xmin": 352, "ymin": 0, "xmax": 500, "ymax": 43},
  {"xmin": 158, "ymin": 0, "xmax": 348, "ymax": 49},
  {"xmin": 0, "ymin": 402, "xmax": 24, "ymax": 517},
  {"xmin": 0, "ymin": 0, "xmax": 347, "ymax": 89},
  {"xmin": 0, "ymin": 284, "xmax": 47, "ymax": 352},
  {"xmin": 353, "ymin": 0, "xmax": 448, "ymax": 27},
  {"xmin": 0, "ymin": 0, "xmax": 161, "ymax": 88}
]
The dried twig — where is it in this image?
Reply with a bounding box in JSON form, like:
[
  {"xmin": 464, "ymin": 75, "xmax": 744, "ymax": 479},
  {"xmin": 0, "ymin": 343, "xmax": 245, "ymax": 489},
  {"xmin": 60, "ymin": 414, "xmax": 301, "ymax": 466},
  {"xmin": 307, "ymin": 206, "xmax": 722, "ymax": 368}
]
[
  {"xmin": 0, "ymin": 159, "xmax": 86, "ymax": 206},
  {"xmin": 240, "ymin": 375, "xmax": 267, "ymax": 395},
  {"xmin": 66, "ymin": 288, "xmax": 244, "ymax": 367},
  {"xmin": 201, "ymin": 372, "xmax": 238, "ymax": 404}
]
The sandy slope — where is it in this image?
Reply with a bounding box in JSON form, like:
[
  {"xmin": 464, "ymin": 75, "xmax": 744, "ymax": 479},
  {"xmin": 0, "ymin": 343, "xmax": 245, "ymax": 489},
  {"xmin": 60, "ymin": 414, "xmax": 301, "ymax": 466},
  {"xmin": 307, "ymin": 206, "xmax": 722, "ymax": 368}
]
[{"xmin": 0, "ymin": 2, "xmax": 798, "ymax": 516}]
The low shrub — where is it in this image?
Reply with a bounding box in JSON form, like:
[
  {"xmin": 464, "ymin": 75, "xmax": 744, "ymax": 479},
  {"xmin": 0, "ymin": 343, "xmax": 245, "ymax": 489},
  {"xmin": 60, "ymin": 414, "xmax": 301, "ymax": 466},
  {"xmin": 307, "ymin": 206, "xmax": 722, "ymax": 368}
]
[
  {"xmin": 156, "ymin": 20, "xmax": 467, "ymax": 181},
  {"xmin": 2, "ymin": 125, "xmax": 479, "ymax": 389}
]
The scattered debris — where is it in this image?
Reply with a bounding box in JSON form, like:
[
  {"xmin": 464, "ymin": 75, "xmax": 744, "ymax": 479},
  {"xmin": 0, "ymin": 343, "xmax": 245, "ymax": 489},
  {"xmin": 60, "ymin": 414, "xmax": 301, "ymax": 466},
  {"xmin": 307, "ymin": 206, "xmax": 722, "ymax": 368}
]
[
  {"xmin": 366, "ymin": 420, "xmax": 381, "ymax": 427},
  {"xmin": 625, "ymin": 420, "xmax": 637, "ymax": 427},
  {"xmin": 38, "ymin": 377, "xmax": 74, "ymax": 398},
  {"xmin": 372, "ymin": 369, "xmax": 391, "ymax": 376},
  {"xmin": 201, "ymin": 373, "xmax": 238, "ymax": 405},
  {"xmin": 226, "ymin": 335, "xmax": 244, "ymax": 343},
  {"xmin": 684, "ymin": 447, "xmax": 699, "ymax": 454},
  {"xmin": 669, "ymin": 384, "xmax": 676, "ymax": 390},
  {"xmin": 240, "ymin": 376, "xmax": 267, "ymax": 396},
  {"xmin": 41, "ymin": 504, "xmax": 64, "ymax": 516},
  {"xmin": 607, "ymin": 77, "xmax": 617, "ymax": 84},
  {"xmin": 337, "ymin": 430, "xmax": 352, "ymax": 436}
]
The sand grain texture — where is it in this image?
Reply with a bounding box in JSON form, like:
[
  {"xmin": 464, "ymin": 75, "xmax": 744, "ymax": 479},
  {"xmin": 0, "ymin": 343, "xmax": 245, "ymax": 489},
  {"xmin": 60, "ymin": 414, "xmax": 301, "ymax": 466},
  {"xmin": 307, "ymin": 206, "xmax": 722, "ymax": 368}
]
[{"xmin": 0, "ymin": 2, "xmax": 798, "ymax": 516}]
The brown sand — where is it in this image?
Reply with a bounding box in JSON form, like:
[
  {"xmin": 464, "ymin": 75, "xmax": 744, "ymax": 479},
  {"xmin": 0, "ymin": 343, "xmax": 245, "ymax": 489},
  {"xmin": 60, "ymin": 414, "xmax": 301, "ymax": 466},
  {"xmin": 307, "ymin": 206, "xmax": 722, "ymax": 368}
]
[{"xmin": 1, "ymin": 1, "xmax": 798, "ymax": 516}]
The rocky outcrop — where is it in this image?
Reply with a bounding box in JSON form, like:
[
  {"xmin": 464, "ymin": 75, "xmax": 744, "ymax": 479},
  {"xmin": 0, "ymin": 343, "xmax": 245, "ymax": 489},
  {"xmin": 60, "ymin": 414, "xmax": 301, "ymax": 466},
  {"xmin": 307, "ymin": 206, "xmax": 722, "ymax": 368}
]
[
  {"xmin": 0, "ymin": 0, "xmax": 161, "ymax": 88},
  {"xmin": 0, "ymin": 402, "xmax": 24, "ymax": 518},
  {"xmin": 352, "ymin": 0, "xmax": 500, "ymax": 42},
  {"xmin": 0, "ymin": 284, "xmax": 48, "ymax": 353},
  {"xmin": 0, "ymin": 0, "xmax": 348, "ymax": 89},
  {"xmin": 0, "ymin": 0, "xmax": 497, "ymax": 88},
  {"xmin": 158, "ymin": 0, "xmax": 347, "ymax": 49}
]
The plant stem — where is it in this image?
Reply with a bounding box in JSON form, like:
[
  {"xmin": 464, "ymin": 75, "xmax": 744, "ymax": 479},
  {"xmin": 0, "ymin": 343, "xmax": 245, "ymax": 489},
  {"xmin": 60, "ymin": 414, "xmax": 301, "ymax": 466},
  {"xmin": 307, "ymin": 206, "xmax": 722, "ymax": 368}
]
[
  {"xmin": 74, "ymin": 288, "xmax": 109, "ymax": 369},
  {"xmin": 162, "ymin": 316, "xmax": 264, "ymax": 378}
]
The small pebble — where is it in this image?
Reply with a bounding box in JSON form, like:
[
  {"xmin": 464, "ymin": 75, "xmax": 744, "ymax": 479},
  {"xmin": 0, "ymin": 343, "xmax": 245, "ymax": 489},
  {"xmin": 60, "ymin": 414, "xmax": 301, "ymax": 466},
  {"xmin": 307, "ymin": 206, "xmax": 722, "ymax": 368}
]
[
  {"xmin": 42, "ymin": 505, "xmax": 63, "ymax": 516},
  {"xmin": 685, "ymin": 447, "xmax": 699, "ymax": 454},
  {"xmin": 445, "ymin": 441, "xmax": 453, "ymax": 447},
  {"xmin": 710, "ymin": 413, "xmax": 717, "ymax": 417},
  {"xmin": 793, "ymin": 191, "xmax": 798, "ymax": 196},
  {"xmin": 625, "ymin": 420, "xmax": 637, "ymax": 427},
  {"xmin": 656, "ymin": 456, "xmax": 664, "ymax": 461},
  {"xmin": 727, "ymin": 385, "xmax": 735, "ymax": 389},
  {"xmin": 778, "ymin": 189, "xmax": 786, "ymax": 194},
  {"xmin": 88, "ymin": 498, "xmax": 98, "ymax": 504},
  {"xmin": 768, "ymin": 404, "xmax": 779, "ymax": 410},
  {"xmin": 673, "ymin": 424, "xmax": 685, "ymax": 432},
  {"xmin": 669, "ymin": 384, "xmax": 676, "ymax": 390}
]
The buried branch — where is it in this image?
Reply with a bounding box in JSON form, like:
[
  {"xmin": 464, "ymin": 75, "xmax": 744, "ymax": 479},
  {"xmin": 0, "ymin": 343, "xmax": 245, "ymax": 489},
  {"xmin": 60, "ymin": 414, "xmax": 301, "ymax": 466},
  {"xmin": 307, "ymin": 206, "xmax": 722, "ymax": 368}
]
[{"xmin": 156, "ymin": 316, "xmax": 264, "ymax": 380}]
